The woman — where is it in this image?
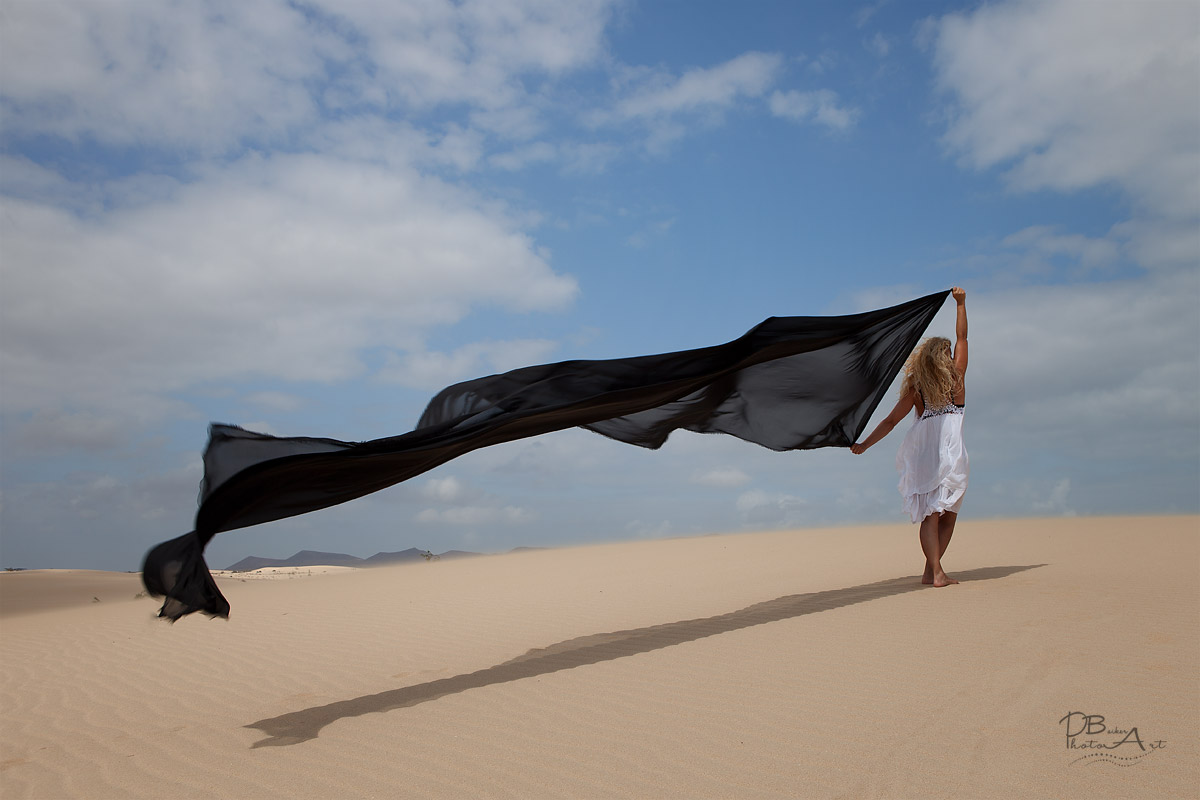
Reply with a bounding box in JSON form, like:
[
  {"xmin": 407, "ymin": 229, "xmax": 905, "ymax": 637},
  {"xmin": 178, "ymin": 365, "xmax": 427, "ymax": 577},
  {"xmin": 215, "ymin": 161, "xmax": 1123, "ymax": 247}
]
[{"xmin": 851, "ymin": 287, "xmax": 968, "ymax": 587}]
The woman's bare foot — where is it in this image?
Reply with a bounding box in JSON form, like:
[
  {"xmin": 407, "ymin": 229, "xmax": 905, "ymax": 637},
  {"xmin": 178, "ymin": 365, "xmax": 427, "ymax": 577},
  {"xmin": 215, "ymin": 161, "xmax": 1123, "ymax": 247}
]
[{"xmin": 932, "ymin": 572, "xmax": 959, "ymax": 587}]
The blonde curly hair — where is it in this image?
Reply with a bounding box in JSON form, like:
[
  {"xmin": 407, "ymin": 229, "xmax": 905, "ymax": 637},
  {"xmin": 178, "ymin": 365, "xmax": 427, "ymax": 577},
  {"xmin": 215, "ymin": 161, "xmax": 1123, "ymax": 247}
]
[{"xmin": 900, "ymin": 336, "xmax": 959, "ymax": 405}]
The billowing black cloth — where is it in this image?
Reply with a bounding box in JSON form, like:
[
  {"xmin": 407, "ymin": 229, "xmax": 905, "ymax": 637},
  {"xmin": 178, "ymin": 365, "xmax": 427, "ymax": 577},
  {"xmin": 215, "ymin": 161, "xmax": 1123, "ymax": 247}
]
[{"xmin": 142, "ymin": 290, "xmax": 950, "ymax": 620}]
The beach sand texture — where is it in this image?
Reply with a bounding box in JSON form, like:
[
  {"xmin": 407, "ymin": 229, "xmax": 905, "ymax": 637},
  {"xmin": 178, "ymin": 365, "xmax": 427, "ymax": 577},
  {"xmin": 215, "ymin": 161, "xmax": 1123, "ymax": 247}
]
[{"xmin": 2, "ymin": 516, "xmax": 1196, "ymax": 799}]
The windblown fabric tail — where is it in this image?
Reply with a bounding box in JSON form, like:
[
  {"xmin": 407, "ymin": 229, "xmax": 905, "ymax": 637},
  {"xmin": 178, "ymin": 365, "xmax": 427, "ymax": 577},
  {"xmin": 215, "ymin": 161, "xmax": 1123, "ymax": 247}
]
[{"xmin": 142, "ymin": 531, "xmax": 230, "ymax": 620}]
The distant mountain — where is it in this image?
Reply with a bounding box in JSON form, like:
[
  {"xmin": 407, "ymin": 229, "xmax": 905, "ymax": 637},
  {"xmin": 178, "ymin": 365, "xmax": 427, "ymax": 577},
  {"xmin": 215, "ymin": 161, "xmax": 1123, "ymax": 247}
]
[
  {"xmin": 362, "ymin": 548, "xmax": 428, "ymax": 566},
  {"xmin": 225, "ymin": 556, "xmax": 284, "ymax": 571},
  {"xmin": 224, "ymin": 547, "xmax": 480, "ymax": 571},
  {"xmin": 285, "ymin": 550, "xmax": 368, "ymax": 568},
  {"xmin": 225, "ymin": 550, "xmax": 366, "ymax": 571}
]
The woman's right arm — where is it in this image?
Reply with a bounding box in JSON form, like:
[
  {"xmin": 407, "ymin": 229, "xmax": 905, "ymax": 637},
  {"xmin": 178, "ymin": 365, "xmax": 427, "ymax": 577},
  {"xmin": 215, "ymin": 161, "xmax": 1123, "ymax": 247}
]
[{"xmin": 851, "ymin": 391, "xmax": 916, "ymax": 454}]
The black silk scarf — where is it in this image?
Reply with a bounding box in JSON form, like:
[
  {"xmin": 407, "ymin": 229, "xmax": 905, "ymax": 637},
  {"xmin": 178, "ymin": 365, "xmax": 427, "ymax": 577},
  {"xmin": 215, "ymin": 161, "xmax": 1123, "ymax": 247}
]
[{"xmin": 142, "ymin": 290, "xmax": 950, "ymax": 620}]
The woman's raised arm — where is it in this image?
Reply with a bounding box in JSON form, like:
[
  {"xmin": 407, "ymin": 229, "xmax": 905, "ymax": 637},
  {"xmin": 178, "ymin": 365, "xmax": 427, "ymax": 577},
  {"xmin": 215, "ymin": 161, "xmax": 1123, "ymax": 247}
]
[{"xmin": 951, "ymin": 287, "xmax": 968, "ymax": 376}]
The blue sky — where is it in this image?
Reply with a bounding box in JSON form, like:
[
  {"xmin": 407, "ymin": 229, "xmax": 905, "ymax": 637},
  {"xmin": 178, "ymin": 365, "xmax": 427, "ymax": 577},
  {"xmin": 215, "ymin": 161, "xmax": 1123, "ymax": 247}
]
[{"xmin": 1, "ymin": 0, "xmax": 1197, "ymax": 571}]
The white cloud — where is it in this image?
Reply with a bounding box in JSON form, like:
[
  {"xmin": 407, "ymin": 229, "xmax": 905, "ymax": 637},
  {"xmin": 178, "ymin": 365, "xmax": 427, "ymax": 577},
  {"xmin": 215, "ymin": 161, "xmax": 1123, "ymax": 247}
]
[
  {"xmin": 601, "ymin": 51, "xmax": 787, "ymax": 148},
  {"xmin": 414, "ymin": 473, "xmax": 537, "ymax": 526},
  {"xmin": 900, "ymin": 276, "xmax": 1200, "ymax": 475},
  {"xmin": 378, "ymin": 339, "xmax": 560, "ymax": 390},
  {"xmin": 1111, "ymin": 217, "xmax": 1199, "ymax": 272},
  {"xmin": 614, "ymin": 52, "xmax": 783, "ymax": 120},
  {"xmin": 804, "ymin": 51, "xmax": 839, "ymax": 76},
  {"xmin": 930, "ymin": 0, "xmax": 1200, "ymax": 223},
  {"xmin": 300, "ymin": 118, "xmax": 486, "ymax": 173},
  {"xmin": 866, "ymin": 32, "xmax": 891, "ymax": 58},
  {"xmin": 1001, "ymin": 226, "xmax": 1119, "ymax": 267},
  {"xmin": 736, "ymin": 488, "xmax": 807, "ymax": 527},
  {"xmin": 0, "ymin": 1, "xmax": 793, "ymax": 180},
  {"xmin": 489, "ymin": 141, "xmax": 559, "ymax": 171},
  {"xmin": 1033, "ymin": 478, "xmax": 1075, "ymax": 516},
  {"xmin": 0, "ymin": 0, "xmax": 618, "ymax": 150},
  {"xmin": 0, "ymin": 0, "xmax": 327, "ymax": 151},
  {"xmin": 988, "ymin": 477, "xmax": 1078, "ymax": 519},
  {"xmin": 855, "ymin": 1, "xmax": 892, "ymax": 29},
  {"xmin": 997, "ymin": 225, "xmax": 1122, "ymax": 278},
  {"xmin": 558, "ymin": 141, "xmax": 622, "ymax": 175},
  {"xmin": 769, "ymin": 89, "xmax": 860, "ymax": 131},
  {"xmin": 626, "ymin": 217, "xmax": 677, "ymax": 249},
  {"xmin": 346, "ymin": 0, "xmax": 614, "ymax": 115},
  {"xmin": 0, "ymin": 154, "xmax": 578, "ymax": 418},
  {"xmin": 421, "ymin": 476, "xmax": 467, "ymax": 503}
]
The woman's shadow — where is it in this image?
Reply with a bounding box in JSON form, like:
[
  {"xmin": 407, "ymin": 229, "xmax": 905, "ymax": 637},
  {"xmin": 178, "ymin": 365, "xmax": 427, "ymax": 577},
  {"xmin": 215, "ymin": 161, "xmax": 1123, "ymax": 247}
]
[{"xmin": 246, "ymin": 564, "xmax": 1042, "ymax": 748}]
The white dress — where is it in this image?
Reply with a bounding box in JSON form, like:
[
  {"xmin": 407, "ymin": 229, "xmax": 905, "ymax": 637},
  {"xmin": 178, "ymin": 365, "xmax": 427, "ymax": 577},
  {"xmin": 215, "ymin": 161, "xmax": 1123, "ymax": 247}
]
[{"xmin": 896, "ymin": 400, "xmax": 968, "ymax": 523}]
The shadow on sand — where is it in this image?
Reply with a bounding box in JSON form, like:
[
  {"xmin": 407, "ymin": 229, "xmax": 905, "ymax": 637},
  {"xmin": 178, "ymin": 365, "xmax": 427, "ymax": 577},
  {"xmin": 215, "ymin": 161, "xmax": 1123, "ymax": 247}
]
[{"xmin": 246, "ymin": 564, "xmax": 1043, "ymax": 747}]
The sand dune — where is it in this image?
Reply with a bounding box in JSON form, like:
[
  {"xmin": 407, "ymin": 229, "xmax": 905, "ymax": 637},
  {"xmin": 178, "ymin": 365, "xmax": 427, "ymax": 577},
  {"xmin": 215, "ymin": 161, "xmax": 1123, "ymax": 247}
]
[
  {"xmin": 1, "ymin": 516, "xmax": 1196, "ymax": 798},
  {"xmin": 212, "ymin": 566, "xmax": 361, "ymax": 581},
  {"xmin": 0, "ymin": 570, "xmax": 145, "ymax": 618}
]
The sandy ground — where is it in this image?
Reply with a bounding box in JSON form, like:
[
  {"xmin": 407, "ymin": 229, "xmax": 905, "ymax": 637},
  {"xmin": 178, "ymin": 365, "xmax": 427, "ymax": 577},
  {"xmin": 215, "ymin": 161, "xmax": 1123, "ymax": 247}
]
[{"xmin": 1, "ymin": 516, "xmax": 1196, "ymax": 799}]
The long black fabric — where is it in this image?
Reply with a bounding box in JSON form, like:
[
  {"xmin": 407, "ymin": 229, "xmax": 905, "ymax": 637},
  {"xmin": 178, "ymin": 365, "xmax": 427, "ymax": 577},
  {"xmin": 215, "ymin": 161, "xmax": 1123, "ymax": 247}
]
[{"xmin": 142, "ymin": 290, "xmax": 950, "ymax": 620}]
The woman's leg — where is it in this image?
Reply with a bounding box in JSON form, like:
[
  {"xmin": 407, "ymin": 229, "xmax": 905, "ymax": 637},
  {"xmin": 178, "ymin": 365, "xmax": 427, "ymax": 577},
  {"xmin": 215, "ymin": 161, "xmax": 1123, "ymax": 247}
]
[
  {"xmin": 919, "ymin": 512, "xmax": 958, "ymax": 587},
  {"xmin": 922, "ymin": 510, "xmax": 959, "ymax": 583},
  {"xmin": 938, "ymin": 511, "xmax": 957, "ymax": 559}
]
